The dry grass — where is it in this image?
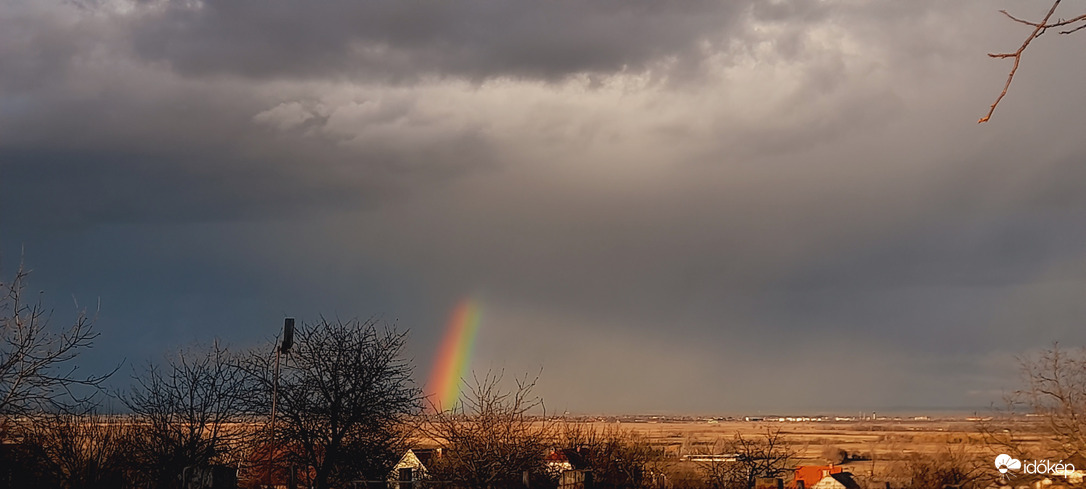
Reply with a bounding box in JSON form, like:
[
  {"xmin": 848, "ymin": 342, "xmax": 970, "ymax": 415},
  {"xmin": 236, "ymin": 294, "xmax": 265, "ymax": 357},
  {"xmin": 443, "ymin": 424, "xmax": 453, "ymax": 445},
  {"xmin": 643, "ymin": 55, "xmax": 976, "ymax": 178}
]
[{"xmin": 551, "ymin": 418, "xmax": 1046, "ymax": 481}]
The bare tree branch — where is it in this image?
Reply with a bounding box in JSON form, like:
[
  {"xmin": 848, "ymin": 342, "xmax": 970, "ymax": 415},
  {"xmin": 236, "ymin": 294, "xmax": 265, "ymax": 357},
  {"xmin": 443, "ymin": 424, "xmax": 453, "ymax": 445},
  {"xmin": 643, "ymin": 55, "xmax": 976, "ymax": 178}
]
[
  {"xmin": 242, "ymin": 317, "xmax": 421, "ymax": 489},
  {"xmin": 121, "ymin": 341, "xmax": 254, "ymax": 489},
  {"xmin": 980, "ymin": 1, "xmax": 1086, "ymax": 123},
  {"xmin": 0, "ymin": 262, "xmax": 113, "ymax": 418},
  {"xmin": 698, "ymin": 426, "xmax": 795, "ymax": 489},
  {"xmin": 1012, "ymin": 343, "xmax": 1086, "ymax": 457},
  {"xmin": 20, "ymin": 412, "xmax": 135, "ymax": 489},
  {"xmin": 426, "ymin": 369, "xmax": 556, "ymax": 489}
]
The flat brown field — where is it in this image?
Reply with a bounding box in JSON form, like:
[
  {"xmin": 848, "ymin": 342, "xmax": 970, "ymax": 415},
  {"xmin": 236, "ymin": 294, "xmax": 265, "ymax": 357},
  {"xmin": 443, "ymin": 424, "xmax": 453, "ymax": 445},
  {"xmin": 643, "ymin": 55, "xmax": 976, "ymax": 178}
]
[{"xmin": 559, "ymin": 418, "xmax": 1049, "ymax": 480}]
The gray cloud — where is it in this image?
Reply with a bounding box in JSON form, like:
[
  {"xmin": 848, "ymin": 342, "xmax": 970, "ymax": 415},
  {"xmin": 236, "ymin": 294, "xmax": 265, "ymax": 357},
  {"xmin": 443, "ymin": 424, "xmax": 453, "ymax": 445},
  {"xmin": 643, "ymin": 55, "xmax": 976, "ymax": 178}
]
[
  {"xmin": 3, "ymin": 0, "xmax": 1086, "ymax": 412},
  {"xmin": 124, "ymin": 0, "xmax": 748, "ymax": 81}
]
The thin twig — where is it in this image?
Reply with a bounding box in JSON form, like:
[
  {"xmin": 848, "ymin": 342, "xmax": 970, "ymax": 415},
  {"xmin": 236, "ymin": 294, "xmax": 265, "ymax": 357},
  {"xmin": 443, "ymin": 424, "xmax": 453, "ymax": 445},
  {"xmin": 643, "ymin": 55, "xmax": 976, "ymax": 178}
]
[
  {"xmin": 980, "ymin": 0, "xmax": 1065, "ymax": 123},
  {"xmin": 1060, "ymin": 21, "xmax": 1086, "ymax": 34}
]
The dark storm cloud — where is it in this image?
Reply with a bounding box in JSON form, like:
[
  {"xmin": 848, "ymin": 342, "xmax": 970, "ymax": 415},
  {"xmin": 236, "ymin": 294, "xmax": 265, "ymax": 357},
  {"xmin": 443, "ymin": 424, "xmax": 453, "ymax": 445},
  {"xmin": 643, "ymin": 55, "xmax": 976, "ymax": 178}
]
[
  {"xmin": 0, "ymin": 30, "xmax": 496, "ymax": 227},
  {"xmin": 0, "ymin": 147, "xmax": 396, "ymax": 225},
  {"xmin": 4, "ymin": 0, "xmax": 1086, "ymax": 412},
  {"xmin": 125, "ymin": 0, "xmax": 748, "ymax": 81}
]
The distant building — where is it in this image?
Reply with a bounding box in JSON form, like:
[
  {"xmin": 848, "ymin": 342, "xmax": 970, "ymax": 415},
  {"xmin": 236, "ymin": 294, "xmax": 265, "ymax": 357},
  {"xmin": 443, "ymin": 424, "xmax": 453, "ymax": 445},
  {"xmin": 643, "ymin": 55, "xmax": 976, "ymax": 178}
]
[
  {"xmin": 389, "ymin": 449, "xmax": 439, "ymax": 488},
  {"xmin": 546, "ymin": 448, "xmax": 590, "ymax": 474},
  {"xmin": 755, "ymin": 478, "xmax": 784, "ymax": 489},
  {"xmin": 811, "ymin": 472, "xmax": 862, "ymax": 489},
  {"xmin": 681, "ymin": 454, "xmax": 739, "ymax": 463},
  {"xmin": 793, "ymin": 465, "xmax": 843, "ymax": 489},
  {"xmin": 545, "ymin": 450, "xmax": 574, "ymax": 473},
  {"xmin": 559, "ymin": 469, "xmax": 593, "ymax": 489}
]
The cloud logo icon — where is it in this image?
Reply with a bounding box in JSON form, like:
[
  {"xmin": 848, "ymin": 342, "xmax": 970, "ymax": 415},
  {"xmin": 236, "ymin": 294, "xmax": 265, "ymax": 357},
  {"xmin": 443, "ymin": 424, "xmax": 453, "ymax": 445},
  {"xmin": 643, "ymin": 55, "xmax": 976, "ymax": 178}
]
[{"xmin": 995, "ymin": 454, "xmax": 1022, "ymax": 474}]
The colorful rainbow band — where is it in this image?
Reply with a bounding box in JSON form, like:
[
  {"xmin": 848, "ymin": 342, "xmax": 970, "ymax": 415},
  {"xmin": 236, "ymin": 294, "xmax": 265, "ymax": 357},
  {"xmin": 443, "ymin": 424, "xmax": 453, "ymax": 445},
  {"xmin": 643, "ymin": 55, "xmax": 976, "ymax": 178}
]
[{"xmin": 426, "ymin": 299, "xmax": 481, "ymax": 411}]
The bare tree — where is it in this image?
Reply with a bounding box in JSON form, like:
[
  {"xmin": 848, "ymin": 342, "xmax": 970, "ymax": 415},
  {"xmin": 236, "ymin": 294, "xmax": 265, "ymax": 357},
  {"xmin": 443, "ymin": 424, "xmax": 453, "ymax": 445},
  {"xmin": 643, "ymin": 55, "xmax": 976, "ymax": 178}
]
[
  {"xmin": 19, "ymin": 412, "xmax": 136, "ymax": 489},
  {"xmin": 980, "ymin": 1, "xmax": 1086, "ymax": 123},
  {"xmin": 699, "ymin": 427, "xmax": 795, "ymax": 489},
  {"xmin": 1013, "ymin": 343, "xmax": 1086, "ymax": 457},
  {"xmin": 558, "ymin": 423, "xmax": 662, "ymax": 489},
  {"xmin": 123, "ymin": 341, "xmax": 254, "ymax": 489},
  {"xmin": 820, "ymin": 446, "xmax": 848, "ymax": 465},
  {"xmin": 244, "ymin": 317, "xmax": 421, "ymax": 489},
  {"xmin": 898, "ymin": 444, "xmax": 988, "ymax": 489},
  {"xmin": 426, "ymin": 370, "xmax": 555, "ymax": 489},
  {"xmin": 972, "ymin": 343, "xmax": 1086, "ymax": 489},
  {"xmin": 0, "ymin": 263, "xmax": 111, "ymax": 418},
  {"xmin": 977, "ymin": 394, "xmax": 1044, "ymax": 471}
]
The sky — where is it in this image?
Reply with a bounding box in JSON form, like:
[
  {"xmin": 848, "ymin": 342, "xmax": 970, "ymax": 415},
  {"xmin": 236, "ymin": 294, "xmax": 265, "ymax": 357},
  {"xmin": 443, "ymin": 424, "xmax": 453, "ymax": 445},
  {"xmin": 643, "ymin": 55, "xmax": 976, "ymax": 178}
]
[{"xmin": 3, "ymin": 0, "xmax": 1086, "ymax": 414}]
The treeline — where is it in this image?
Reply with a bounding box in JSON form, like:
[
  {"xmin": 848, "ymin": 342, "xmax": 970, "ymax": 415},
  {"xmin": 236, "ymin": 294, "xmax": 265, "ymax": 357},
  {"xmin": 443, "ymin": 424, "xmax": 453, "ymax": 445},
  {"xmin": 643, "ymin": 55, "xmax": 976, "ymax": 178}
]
[
  {"xmin": 0, "ymin": 265, "xmax": 810, "ymax": 489},
  {"xmin": 1, "ymin": 316, "xmax": 418, "ymax": 489},
  {"xmin": 0, "ymin": 265, "xmax": 422, "ymax": 489},
  {"xmin": 5, "ymin": 265, "xmax": 1086, "ymax": 489}
]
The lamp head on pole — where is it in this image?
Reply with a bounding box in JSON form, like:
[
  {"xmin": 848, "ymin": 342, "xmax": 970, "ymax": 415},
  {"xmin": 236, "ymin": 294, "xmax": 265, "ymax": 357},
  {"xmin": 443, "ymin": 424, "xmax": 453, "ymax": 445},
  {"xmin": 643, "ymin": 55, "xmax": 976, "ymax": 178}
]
[{"xmin": 280, "ymin": 318, "xmax": 294, "ymax": 354}]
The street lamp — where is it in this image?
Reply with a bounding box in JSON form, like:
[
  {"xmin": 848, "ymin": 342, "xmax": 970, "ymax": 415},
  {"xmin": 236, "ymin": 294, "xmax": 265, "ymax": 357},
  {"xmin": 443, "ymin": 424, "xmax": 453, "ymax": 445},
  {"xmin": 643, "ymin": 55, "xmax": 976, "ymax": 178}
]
[{"xmin": 268, "ymin": 318, "xmax": 294, "ymax": 487}]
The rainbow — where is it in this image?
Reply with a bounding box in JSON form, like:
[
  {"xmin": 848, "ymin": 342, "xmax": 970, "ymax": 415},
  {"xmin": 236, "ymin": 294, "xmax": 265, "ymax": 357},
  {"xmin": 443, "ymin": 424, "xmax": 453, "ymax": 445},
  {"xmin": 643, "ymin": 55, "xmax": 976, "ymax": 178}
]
[{"xmin": 425, "ymin": 298, "xmax": 481, "ymax": 412}]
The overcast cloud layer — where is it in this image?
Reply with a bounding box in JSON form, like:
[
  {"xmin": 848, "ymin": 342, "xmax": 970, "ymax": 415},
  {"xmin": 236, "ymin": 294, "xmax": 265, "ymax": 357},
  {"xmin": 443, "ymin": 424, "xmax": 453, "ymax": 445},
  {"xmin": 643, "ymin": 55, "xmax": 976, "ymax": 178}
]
[{"xmin": 3, "ymin": 0, "xmax": 1086, "ymax": 413}]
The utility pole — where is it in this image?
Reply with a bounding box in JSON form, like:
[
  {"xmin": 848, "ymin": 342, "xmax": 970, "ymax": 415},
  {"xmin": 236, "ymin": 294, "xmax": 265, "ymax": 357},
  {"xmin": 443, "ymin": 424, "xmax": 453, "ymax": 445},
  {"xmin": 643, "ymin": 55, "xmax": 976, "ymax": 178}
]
[{"xmin": 267, "ymin": 318, "xmax": 295, "ymax": 488}]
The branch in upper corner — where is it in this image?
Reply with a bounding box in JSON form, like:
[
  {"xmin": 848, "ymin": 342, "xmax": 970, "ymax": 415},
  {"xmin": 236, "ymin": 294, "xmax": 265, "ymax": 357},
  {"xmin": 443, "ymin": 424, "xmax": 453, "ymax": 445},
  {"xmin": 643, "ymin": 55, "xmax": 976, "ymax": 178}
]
[{"xmin": 979, "ymin": 1, "xmax": 1080, "ymax": 123}]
